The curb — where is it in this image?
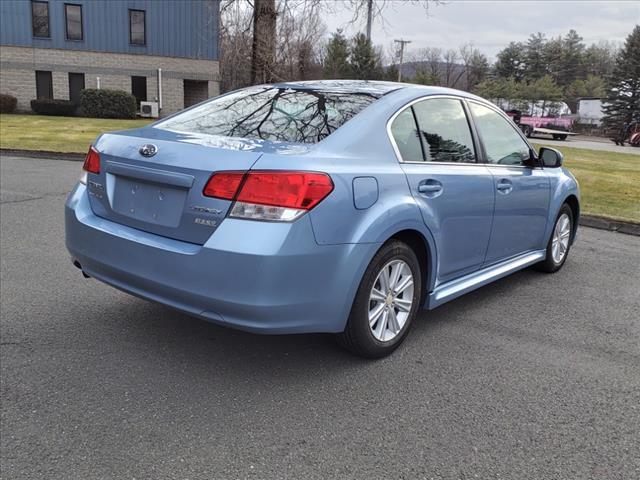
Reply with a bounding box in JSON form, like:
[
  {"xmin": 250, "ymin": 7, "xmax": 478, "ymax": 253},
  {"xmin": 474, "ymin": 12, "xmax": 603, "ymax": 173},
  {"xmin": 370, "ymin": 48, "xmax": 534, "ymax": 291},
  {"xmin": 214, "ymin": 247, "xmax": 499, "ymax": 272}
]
[
  {"xmin": 579, "ymin": 215, "xmax": 640, "ymax": 236},
  {"xmin": 2, "ymin": 148, "xmax": 638, "ymax": 237},
  {"xmin": 1, "ymin": 149, "xmax": 84, "ymax": 161}
]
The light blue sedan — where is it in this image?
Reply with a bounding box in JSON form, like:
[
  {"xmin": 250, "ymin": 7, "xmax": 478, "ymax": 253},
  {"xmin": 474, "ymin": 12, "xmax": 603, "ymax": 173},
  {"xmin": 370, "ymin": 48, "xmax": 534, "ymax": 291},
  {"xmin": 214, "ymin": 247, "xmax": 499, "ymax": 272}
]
[{"xmin": 65, "ymin": 81, "xmax": 580, "ymax": 357}]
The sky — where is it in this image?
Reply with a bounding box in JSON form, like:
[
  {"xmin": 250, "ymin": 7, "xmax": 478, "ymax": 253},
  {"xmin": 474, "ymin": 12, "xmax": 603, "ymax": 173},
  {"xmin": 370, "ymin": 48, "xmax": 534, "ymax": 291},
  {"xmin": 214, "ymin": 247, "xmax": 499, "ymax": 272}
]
[{"xmin": 323, "ymin": 0, "xmax": 640, "ymax": 60}]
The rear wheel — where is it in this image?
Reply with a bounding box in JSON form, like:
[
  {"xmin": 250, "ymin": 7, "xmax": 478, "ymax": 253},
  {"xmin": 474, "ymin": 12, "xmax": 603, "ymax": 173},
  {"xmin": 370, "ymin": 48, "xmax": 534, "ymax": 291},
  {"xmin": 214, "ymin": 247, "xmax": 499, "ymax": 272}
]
[
  {"xmin": 337, "ymin": 241, "xmax": 422, "ymax": 358},
  {"xmin": 536, "ymin": 204, "xmax": 573, "ymax": 273}
]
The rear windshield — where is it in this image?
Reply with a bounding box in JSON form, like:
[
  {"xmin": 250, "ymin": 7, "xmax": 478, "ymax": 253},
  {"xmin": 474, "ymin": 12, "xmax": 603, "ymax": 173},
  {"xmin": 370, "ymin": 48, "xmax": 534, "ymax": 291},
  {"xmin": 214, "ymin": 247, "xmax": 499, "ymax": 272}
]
[{"xmin": 156, "ymin": 87, "xmax": 379, "ymax": 144}]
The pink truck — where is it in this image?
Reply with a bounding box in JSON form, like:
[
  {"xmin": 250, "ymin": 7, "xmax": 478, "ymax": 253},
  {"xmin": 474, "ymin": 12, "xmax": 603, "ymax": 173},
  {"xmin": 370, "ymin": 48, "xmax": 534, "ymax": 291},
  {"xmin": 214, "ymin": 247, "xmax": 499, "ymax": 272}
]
[{"xmin": 505, "ymin": 110, "xmax": 577, "ymax": 141}]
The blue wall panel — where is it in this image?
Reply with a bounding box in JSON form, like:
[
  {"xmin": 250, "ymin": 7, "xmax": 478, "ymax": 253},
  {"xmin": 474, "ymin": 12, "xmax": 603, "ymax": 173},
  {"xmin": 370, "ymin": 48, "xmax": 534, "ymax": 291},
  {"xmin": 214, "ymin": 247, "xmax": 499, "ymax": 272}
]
[{"xmin": 0, "ymin": 0, "xmax": 219, "ymax": 60}]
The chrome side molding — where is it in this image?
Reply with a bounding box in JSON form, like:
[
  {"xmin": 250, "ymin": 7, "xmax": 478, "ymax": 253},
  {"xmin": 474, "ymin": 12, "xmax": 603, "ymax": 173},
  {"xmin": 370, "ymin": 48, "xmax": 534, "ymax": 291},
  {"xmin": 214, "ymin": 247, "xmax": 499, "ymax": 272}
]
[{"xmin": 427, "ymin": 250, "xmax": 546, "ymax": 309}]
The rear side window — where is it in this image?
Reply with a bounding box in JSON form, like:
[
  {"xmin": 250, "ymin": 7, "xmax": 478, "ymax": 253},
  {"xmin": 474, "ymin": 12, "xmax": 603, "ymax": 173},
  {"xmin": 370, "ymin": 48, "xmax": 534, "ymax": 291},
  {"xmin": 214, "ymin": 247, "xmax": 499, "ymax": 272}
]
[
  {"xmin": 411, "ymin": 98, "xmax": 476, "ymax": 163},
  {"xmin": 469, "ymin": 102, "xmax": 530, "ymax": 165},
  {"xmin": 390, "ymin": 108, "xmax": 423, "ymax": 162},
  {"xmin": 157, "ymin": 87, "xmax": 379, "ymax": 143}
]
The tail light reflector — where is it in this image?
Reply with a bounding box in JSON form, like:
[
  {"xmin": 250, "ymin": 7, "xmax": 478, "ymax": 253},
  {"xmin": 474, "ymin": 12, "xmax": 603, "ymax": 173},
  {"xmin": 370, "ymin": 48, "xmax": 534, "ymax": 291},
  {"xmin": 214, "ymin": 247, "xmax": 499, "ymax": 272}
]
[
  {"xmin": 203, "ymin": 171, "xmax": 334, "ymax": 222},
  {"xmin": 83, "ymin": 146, "xmax": 100, "ymax": 174}
]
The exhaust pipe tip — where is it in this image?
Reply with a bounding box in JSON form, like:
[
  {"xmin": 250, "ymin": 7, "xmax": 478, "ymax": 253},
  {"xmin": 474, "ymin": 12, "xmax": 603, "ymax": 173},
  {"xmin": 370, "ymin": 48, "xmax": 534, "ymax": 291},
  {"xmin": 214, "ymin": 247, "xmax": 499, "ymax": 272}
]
[{"xmin": 72, "ymin": 259, "xmax": 90, "ymax": 278}]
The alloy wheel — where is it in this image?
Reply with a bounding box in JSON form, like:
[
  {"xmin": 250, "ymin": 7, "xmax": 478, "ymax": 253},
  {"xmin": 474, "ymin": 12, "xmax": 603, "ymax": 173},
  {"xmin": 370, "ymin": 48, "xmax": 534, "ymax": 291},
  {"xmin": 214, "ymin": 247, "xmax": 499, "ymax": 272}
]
[
  {"xmin": 368, "ymin": 260, "xmax": 414, "ymax": 342},
  {"xmin": 551, "ymin": 213, "xmax": 571, "ymax": 264}
]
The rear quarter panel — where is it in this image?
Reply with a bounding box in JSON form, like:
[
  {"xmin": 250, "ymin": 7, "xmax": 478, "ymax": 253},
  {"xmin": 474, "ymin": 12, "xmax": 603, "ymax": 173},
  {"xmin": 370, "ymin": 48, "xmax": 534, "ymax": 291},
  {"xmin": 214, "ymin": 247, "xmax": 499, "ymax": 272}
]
[{"xmin": 250, "ymin": 88, "xmax": 442, "ymax": 290}]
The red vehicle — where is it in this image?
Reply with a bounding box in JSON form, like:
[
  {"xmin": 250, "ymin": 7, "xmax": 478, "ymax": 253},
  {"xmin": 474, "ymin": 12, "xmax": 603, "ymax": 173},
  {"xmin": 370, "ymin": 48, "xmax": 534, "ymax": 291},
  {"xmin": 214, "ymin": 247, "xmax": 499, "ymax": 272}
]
[{"xmin": 614, "ymin": 121, "xmax": 640, "ymax": 147}]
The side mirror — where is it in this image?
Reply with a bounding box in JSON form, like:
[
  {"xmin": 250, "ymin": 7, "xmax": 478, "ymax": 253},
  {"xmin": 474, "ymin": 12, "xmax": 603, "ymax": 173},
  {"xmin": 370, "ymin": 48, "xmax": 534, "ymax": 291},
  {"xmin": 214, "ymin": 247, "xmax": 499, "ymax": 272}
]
[{"xmin": 539, "ymin": 147, "xmax": 563, "ymax": 168}]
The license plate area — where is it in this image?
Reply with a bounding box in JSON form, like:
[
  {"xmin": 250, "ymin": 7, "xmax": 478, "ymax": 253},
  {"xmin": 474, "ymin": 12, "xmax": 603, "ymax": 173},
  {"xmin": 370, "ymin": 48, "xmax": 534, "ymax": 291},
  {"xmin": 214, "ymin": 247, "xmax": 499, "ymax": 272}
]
[{"xmin": 111, "ymin": 176, "xmax": 187, "ymax": 228}]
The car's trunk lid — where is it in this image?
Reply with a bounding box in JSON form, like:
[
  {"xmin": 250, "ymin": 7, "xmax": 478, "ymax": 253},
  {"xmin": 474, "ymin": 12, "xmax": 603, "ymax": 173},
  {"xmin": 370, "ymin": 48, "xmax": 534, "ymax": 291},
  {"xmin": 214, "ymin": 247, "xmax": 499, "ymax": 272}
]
[{"xmin": 86, "ymin": 128, "xmax": 268, "ymax": 244}]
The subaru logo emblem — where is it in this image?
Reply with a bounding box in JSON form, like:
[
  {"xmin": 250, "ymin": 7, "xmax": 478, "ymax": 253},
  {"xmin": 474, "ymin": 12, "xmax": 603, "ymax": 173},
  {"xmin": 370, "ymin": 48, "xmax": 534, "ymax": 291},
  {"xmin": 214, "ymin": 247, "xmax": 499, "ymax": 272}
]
[{"xmin": 139, "ymin": 144, "xmax": 158, "ymax": 157}]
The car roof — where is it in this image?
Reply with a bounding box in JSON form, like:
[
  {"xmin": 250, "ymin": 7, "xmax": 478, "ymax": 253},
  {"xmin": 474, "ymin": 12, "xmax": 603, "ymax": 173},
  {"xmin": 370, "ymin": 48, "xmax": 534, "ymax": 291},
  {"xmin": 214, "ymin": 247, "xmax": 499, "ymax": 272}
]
[{"xmin": 267, "ymin": 79, "xmax": 481, "ymax": 101}]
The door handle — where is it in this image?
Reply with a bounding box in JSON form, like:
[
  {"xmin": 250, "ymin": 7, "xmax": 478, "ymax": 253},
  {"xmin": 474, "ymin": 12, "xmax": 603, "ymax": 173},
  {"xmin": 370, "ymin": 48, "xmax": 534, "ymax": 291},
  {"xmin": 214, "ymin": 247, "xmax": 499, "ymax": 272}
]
[
  {"xmin": 496, "ymin": 179, "xmax": 513, "ymax": 194},
  {"xmin": 419, "ymin": 184, "xmax": 442, "ymax": 193},
  {"xmin": 418, "ymin": 179, "xmax": 443, "ymax": 197}
]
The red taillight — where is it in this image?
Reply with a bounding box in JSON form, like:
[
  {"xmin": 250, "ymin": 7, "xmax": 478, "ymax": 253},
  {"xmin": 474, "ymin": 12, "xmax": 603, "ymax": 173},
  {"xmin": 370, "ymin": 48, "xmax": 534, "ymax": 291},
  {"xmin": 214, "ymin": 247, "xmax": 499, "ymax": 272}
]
[
  {"xmin": 237, "ymin": 172, "xmax": 334, "ymax": 210},
  {"xmin": 203, "ymin": 171, "xmax": 245, "ymax": 199},
  {"xmin": 202, "ymin": 170, "xmax": 334, "ymax": 222},
  {"xmin": 83, "ymin": 146, "xmax": 100, "ymax": 174}
]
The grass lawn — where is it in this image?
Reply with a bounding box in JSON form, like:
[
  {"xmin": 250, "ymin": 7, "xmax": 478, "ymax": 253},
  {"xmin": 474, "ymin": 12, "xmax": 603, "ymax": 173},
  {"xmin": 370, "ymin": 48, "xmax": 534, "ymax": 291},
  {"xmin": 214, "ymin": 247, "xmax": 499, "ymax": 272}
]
[
  {"xmin": 0, "ymin": 114, "xmax": 153, "ymax": 154},
  {"xmin": 0, "ymin": 114, "xmax": 637, "ymax": 222},
  {"xmin": 531, "ymin": 142, "xmax": 639, "ymax": 223}
]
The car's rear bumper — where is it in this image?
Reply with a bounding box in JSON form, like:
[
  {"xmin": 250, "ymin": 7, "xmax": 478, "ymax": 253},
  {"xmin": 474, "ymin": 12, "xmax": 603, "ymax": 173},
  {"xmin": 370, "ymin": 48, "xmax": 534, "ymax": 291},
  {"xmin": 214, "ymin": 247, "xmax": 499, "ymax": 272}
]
[{"xmin": 65, "ymin": 184, "xmax": 378, "ymax": 334}]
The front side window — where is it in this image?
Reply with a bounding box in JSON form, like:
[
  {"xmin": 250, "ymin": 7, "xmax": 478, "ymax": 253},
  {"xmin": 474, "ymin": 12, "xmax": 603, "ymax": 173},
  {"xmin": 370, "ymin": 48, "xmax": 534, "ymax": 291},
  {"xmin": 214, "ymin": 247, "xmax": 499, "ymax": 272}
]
[
  {"xmin": 157, "ymin": 87, "xmax": 379, "ymax": 143},
  {"xmin": 129, "ymin": 10, "xmax": 145, "ymax": 45},
  {"xmin": 469, "ymin": 102, "xmax": 531, "ymax": 165},
  {"xmin": 65, "ymin": 4, "xmax": 83, "ymax": 40},
  {"xmin": 412, "ymin": 98, "xmax": 476, "ymax": 163},
  {"xmin": 31, "ymin": 1, "xmax": 49, "ymax": 38}
]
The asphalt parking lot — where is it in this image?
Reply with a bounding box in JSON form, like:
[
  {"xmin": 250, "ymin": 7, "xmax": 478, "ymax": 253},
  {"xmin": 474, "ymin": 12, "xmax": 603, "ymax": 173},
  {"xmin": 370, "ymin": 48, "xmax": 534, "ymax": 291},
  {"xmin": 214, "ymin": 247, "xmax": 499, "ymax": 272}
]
[{"xmin": 1, "ymin": 155, "xmax": 639, "ymax": 479}]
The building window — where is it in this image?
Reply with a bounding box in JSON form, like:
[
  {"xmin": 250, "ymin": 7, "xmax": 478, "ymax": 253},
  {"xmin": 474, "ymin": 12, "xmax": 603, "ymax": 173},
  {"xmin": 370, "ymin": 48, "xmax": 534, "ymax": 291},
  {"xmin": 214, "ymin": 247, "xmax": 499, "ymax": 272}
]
[
  {"xmin": 68, "ymin": 72, "xmax": 85, "ymax": 104},
  {"xmin": 131, "ymin": 76, "xmax": 147, "ymax": 107},
  {"xmin": 65, "ymin": 3, "xmax": 83, "ymax": 41},
  {"xmin": 31, "ymin": 1, "xmax": 50, "ymax": 38},
  {"xmin": 183, "ymin": 80, "xmax": 209, "ymax": 108},
  {"xmin": 35, "ymin": 71, "xmax": 53, "ymax": 99},
  {"xmin": 129, "ymin": 10, "xmax": 146, "ymax": 46}
]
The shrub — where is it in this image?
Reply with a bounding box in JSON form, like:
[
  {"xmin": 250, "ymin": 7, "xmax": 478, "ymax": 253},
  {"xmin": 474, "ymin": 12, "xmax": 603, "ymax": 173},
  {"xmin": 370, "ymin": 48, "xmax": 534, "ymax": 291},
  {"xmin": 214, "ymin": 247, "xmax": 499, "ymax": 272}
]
[
  {"xmin": 80, "ymin": 89, "xmax": 137, "ymax": 119},
  {"xmin": 30, "ymin": 98, "xmax": 77, "ymax": 116},
  {"xmin": 0, "ymin": 94, "xmax": 18, "ymax": 113}
]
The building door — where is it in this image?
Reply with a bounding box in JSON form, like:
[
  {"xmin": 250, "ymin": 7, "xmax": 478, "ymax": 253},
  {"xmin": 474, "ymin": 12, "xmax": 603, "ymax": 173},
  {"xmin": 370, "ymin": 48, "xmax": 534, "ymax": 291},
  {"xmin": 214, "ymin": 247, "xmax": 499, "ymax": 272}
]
[
  {"xmin": 35, "ymin": 70, "xmax": 53, "ymax": 99},
  {"xmin": 131, "ymin": 76, "xmax": 147, "ymax": 107},
  {"xmin": 183, "ymin": 80, "xmax": 209, "ymax": 108},
  {"xmin": 68, "ymin": 72, "xmax": 85, "ymax": 104}
]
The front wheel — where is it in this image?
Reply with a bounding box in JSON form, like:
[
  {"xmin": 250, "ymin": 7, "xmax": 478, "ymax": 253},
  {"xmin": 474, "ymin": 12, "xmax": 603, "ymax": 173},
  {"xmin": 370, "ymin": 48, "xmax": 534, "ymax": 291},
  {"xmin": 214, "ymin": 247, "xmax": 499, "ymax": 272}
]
[
  {"xmin": 337, "ymin": 241, "xmax": 422, "ymax": 358},
  {"xmin": 536, "ymin": 204, "xmax": 573, "ymax": 273}
]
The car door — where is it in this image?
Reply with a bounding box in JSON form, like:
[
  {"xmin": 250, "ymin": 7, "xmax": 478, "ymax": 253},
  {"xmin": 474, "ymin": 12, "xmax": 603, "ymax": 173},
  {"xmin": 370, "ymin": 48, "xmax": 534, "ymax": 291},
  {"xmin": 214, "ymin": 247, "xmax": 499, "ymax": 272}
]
[
  {"xmin": 467, "ymin": 101, "xmax": 550, "ymax": 264},
  {"xmin": 391, "ymin": 97, "xmax": 495, "ymax": 284}
]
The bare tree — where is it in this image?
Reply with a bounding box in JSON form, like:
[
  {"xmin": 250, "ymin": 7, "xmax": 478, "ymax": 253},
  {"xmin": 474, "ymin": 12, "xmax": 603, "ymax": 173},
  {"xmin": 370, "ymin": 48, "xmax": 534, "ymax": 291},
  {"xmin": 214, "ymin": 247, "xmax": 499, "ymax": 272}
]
[
  {"xmin": 442, "ymin": 49, "xmax": 459, "ymax": 87},
  {"xmin": 251, "ymin": 0, "xmax": 277, "ymax": 84},
  {"xmin": 458, "ymin": 43, "xmax": 488, "ymax": 91},
  {"xmin": 219, "ymin": 1, "xmax": 253, "ymax": 92},
  {"xmin": 275, "ymin": 1, "xmax": 326, "ymax": 81},
  {"xmin": 409, "ymin": 46, "xmax": 442, "ymax": 81}
]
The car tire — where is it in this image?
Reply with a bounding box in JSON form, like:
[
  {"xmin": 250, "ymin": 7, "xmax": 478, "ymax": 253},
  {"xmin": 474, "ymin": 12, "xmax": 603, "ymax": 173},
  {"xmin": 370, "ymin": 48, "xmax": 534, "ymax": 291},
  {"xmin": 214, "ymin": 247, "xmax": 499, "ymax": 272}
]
[
  {"xmin": 536, "ymin": 203, "xmax": 573, "ymax": 273},
  {"xmin": 524, "ymin": 125, "xmax": 533, "ymax": 138},
  {"xmin": 337, "ymin": 240, "xmax": 422, "ymax": 358}
]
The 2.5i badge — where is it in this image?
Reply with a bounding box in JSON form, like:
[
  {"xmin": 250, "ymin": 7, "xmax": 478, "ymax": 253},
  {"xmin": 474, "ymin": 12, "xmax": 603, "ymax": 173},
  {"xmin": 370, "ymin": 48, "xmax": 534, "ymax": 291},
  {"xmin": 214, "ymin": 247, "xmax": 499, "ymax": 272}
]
[{"xmin": 194, "ymin": 218, "xmax": 216, "ymax": 227}]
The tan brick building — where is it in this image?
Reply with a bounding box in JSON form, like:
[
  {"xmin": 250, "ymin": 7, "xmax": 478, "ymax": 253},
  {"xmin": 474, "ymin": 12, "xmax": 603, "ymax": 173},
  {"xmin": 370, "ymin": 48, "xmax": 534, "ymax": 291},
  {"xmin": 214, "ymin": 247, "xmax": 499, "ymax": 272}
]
[{"xmin": 0, "ymin": 0, "xmax": 220, "ymax": 116}]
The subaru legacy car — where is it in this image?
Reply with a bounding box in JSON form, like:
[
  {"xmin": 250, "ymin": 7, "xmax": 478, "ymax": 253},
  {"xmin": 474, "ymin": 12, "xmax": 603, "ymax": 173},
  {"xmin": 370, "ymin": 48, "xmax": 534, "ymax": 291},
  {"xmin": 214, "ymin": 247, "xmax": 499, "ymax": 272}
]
[{"xmin": 66, "ymin": 80, "xmax": 579, "ymax": 358}]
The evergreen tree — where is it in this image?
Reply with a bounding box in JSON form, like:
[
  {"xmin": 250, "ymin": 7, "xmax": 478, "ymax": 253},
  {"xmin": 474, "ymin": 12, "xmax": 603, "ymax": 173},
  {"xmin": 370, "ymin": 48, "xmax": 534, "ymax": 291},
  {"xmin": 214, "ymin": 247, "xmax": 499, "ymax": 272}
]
[
  {"xmin": 523, "ymin": 75, "xmax": 563, "ymax": 114},
  {"xmin": 494, "ymin": 42, "xmax": 527, "ymax": 82},
  {"xmin": 603, "ymin": 25, "xmax": 640, "ymax": 134},
  {"xmin": 525, "ymin": 33, "xmax": 548, "ymax": 80},
  {"xmin": 557, "ymin": 29, "xmax": 586, "ymax": 87},
  {"xmin": 565, "ymin": 74, "xmax": 606, "ymax": 111},
  {"xmin": 349, "ymin": 33, "xmax": 383, "ymax": 80},
  {"xmin": 323, "ymin": 30, "xmax": 351, "ymax": 79},
  {"xmin": 410, "ymin": 71, "xmax": 440, "ymax": 86},
  {"xmin": 385, "ymin": 64, "xmax": 399, "ymax": 82}
]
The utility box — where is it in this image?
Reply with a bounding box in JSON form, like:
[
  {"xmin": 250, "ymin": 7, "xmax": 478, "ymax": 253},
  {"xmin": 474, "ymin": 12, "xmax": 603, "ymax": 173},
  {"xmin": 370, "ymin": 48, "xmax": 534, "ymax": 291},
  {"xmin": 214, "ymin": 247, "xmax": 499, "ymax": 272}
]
[{"xmin": 140, "ymin": 101, "xmax": 159, "ymax": 118}]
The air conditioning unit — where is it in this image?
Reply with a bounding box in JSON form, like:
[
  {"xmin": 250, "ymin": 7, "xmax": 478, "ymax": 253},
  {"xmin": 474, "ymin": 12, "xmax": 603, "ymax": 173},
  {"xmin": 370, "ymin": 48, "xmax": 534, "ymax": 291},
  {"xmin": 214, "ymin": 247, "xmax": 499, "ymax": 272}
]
[{"xmin": 140, "ymin": 101, "xmax": 159, "ymax": 118}]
